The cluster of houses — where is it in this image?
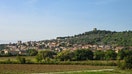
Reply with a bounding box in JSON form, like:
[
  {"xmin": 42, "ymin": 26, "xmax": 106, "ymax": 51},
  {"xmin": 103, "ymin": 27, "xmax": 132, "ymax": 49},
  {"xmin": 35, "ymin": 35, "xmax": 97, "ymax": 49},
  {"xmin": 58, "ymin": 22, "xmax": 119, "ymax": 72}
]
[{"xmin": 0, "ymin": 39, "xmax": 127, "ymax": 56}]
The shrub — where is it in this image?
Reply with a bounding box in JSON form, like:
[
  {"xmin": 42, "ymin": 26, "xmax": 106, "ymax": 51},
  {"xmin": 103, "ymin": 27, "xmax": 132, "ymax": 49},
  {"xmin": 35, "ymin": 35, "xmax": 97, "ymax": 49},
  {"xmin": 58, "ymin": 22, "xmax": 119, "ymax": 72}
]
[
  {"xmin": 16, "ymin": 56, "xmax": 26, "ymax": 64},
  {"xmin": 26, "ymin": 59, "xmax": 33, "ymax": 64},
  {"xmin": 27, "ymin": 49, "xmax": 38, "ymax": 56},
  {"xmin": 94, "ymin": 50, "xmax": 105, "ymax": 60},
  {"xmin": 105, "ymin": 50, "xmax": 117, "ymax": 60},
  {"xmin": 56, "ymin": 50, "xmax": 75, "ymax": 61},
  {"xmin": 118, "ymin": 56, "xmax": 132, "ymax": 69},
  {"xmin": 36, "ymin": 54, "xmax": 43, "ymax": 63},
  {"xmin": 3, "ymin": 59, "xmax": 12, "ymax": 64},
  {"xmin": 74, "ymin": 49, "xmax": 93, "ymax": 61}
]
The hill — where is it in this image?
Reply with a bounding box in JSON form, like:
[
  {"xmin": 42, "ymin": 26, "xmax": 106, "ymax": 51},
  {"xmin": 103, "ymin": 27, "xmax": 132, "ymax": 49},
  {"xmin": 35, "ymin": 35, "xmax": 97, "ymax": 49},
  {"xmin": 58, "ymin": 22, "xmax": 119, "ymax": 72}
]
[
  {"xmin": 0, "ymin": 29, "xmax": 132, "ymax": 51},
  {"xmin": 57, "ymin": 29, "xmax": 132, "ymax": 47}
]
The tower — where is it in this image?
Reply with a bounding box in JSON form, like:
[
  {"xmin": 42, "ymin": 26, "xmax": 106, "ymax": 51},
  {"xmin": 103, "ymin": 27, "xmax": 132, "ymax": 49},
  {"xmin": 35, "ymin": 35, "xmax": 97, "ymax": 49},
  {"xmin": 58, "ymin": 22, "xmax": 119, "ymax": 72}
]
[{"xmin": 93, "ymin": 28, "xmax": 97, "ymax": 31}]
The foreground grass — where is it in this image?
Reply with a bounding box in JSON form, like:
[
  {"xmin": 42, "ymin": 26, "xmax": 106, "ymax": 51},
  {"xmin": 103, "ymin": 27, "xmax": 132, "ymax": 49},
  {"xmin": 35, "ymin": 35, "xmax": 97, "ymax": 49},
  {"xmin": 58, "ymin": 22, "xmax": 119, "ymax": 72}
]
[
  {"xmin": 66, "ymin": 70, "xmax": 132, "ymax": 74},
  {"xmin": 0, "ymin": 56, "xmax": 117, "ymax": 66},
  {"xmin": 0, "ymin": 56, "xmax": 36, "ymax": 62},
  {"xmin": 0, "ymin": 64, "xmax": 114, "ymax": 73},
  {"xmin": 0, "ymin": 64, "xmax": 131, "ymax": 74}
]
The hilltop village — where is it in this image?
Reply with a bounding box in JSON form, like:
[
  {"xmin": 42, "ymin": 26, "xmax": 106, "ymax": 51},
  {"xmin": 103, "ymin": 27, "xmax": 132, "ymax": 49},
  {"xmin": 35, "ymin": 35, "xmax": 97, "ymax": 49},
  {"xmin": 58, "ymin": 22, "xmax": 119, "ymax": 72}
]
[{"xmin": 0, "ymin": 29, "xmax": 132, "ymax": 56}]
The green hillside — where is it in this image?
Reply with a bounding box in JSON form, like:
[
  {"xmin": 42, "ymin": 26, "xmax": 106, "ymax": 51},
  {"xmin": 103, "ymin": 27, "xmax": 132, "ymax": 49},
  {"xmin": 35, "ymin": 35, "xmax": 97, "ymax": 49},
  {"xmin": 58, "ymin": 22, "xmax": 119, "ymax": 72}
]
[{"xmin": 57, "ymin": 29, "xmax": 132, "ymax": 47}]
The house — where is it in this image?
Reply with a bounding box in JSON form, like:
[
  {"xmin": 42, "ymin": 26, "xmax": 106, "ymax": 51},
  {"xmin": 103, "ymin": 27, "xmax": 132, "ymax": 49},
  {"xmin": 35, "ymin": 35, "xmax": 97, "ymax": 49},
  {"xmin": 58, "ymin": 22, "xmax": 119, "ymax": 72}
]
[
  {"xmin": 19, "ymin": 50, "xmax": 27, "ymax": 55},
  {"xmin": 104, "ymin": 45, "xmax": 112, "ymax": 50},
  {"xmin": 3, "ymin": 49, "xmax": 9, "ymax": 54},
  {"xmin": 97, "ymin": 47, "xmax": 103, "ymax": 51},
  {"xmin": 92, "ymin": 45, "xmax": 98, "ymax": 49},
  {"xmin": 115, "ymin": 46, "xmax": 124, "ymax": 53},
  {"xmin": 4, "ymin": 49, "xmax": 20, "ymax": 55}
]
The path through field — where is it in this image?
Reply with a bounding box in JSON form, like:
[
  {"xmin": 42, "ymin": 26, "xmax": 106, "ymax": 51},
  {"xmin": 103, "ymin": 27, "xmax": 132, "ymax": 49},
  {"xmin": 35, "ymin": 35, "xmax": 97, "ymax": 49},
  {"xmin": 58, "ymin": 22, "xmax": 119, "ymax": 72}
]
[{"xmin": 32, "ymin": 69, "xmax": 114, "ymax": 74}]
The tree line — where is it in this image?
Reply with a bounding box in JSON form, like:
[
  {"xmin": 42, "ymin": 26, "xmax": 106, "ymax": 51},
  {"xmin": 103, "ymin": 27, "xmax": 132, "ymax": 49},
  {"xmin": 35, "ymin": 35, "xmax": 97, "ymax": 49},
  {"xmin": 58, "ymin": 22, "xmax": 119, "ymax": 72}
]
[
  {"xmin": 35, "ymin": 49, "xmax": 132, "ymax": 69},
  {"xmin": 0, "ymin": 48, "xmax": 131, "ymax": 69},
  {"xmin": 36, "ymin": 49, "xmax": 132, "ymax": 61}
]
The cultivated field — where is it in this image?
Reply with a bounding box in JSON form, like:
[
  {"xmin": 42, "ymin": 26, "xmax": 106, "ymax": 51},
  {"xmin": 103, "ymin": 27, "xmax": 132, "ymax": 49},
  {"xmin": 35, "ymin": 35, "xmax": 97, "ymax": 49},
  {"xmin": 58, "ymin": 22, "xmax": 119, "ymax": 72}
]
[
  {"xmin": 0, "ymin": 64, "xmax": 114, "ymax": 74},
  {"xmin": 0, "ymin": 57, "xmax": 131, "ymax": 74},
  {"xmin": 0, "ymin": 64, "xmax": 131, "ymax": 74}
]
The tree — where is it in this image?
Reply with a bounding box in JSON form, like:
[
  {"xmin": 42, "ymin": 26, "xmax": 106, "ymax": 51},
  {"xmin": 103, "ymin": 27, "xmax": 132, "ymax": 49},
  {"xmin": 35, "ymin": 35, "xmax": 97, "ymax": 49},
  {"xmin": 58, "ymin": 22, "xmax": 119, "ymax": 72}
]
[
  {"xmin": 118, "ymin": 56, "xmax": 132, "ymax": 69},
  {"xmin": 56, "ymin": 50, "xmax": 75, "ymax": 61},
  {"xmin": 35, "ymin": 50, "xmax": 56, "ymax": 63},
  {"xmin": 0, "ymin": 51, "xmax": 5, "ymax": 55},
  {"xmin": 27, "ymin": 49, "xmax": 38, "ymax": 56},
  {"xmin": 117, "ymin": 50, "xmax": 126, "ymax": 60},
  {"xmin": 36, "ymin": 53, "xmax": 43, "ymax": 63},
  {"xmin": 74, "ymin": 49, "xmax": 93, "ymax": 61},
  {"xmin": 124, "ymin": 49, "xmax": 132, "ymax": 57},
  {"xmin": 105, "ymin": 50, "xmax": 117, "ymax": 60},
  {"xmin": 16, "ymin": 56, "xmax": 26, "ymax": 64},
  {"xmin": 0, "ymin": 44, "xmax": 6, "ymax": 50},
  {"xmin": 94, "ymin": 50, "xmax": 105, "ymax": 60},
  {"xmin": 118, "ymin": 50, "xmax": 132, "ymax": 69},
  {"xmin": 38, "ymin": 50, "xmax": 56, "ymax": 59},
  {"xmin": 123, "ymin": 56, "xmax": 132, "ymax": 69}
]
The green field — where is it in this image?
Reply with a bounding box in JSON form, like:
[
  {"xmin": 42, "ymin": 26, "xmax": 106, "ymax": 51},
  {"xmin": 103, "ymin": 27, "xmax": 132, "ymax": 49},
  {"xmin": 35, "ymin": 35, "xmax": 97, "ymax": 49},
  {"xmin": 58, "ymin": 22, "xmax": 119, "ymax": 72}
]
[
  {"xmin": 0, "ymin": 56, "xmax": 117, "ymax": 66},
  {"xmin": 0, "ymin": 56, "xmax": 36, "ymax": 62},
  {"xmin": 0, "ymin": 64, "xmax": 114, "ymax": 73},
  {"xmin": 0, "ymin": 64, "xmax": 131, "ymax": 74},
  {"xmin": 63, "ymin": 70, "xmax": 132, "ymax": 74},
  {"xmin": 0, "ymin": 57, "xmax": 131, "ymax": 74}
]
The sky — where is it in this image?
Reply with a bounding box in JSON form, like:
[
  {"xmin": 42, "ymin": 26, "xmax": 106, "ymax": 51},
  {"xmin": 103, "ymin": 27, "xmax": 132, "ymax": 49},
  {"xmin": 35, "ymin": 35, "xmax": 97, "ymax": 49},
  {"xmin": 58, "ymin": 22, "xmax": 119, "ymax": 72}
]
[{"xmin": 0, "ymin": 0, "xmax": 132, "ymax": 44}]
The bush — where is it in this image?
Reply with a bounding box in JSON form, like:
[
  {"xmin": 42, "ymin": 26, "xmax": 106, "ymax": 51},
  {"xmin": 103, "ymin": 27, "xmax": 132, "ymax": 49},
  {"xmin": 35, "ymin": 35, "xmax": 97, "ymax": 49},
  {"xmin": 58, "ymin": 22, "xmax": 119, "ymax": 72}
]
[
  {"xmin": 56, "ymin": 50, "xmax": 75, "ymax": 61},
  {"xmin": 74, "ymin": 49, "xmax": 93, "ymax": 61},
  {"xmin": 26, "ymin": 59, "xmax": 34, "ymax": 64},
  {"xmin": 94, "ymin": 50, "xmax": 105, "ymax": 60},
  {"xmin": 36, "ymin": 54, "xmax": 43, "ymax": 63},
  {"xmin": 16, "ymin": 56, "xmax": 26, "ymax": 64},
  {"xmin": 118, "ymin": 56, "xmax": 132, "ymax": 69},
  {"xmin": 105, "ymin": 50, "xmax": 117, "ymax": 60},
  {"xmin": 27, "ymin": 49, "xmax": 38, "ymax": 56},
  {"xmin": 6, "ymin": 59, "xmax": 11, "ymax": 64}
]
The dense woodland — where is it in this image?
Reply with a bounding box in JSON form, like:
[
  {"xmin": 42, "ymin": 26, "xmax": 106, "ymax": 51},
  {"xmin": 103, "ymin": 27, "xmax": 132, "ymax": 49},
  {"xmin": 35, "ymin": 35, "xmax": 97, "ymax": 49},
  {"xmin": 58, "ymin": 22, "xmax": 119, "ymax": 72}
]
[{"xmin": 57, "ymin": 29, "xmax": 132, "ymax": 46}]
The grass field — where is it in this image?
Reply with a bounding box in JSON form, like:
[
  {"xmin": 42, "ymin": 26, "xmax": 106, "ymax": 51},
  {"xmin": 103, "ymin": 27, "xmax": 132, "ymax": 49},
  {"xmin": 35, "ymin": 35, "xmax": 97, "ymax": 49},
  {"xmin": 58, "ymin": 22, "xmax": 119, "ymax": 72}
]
[
  {"xmin": 0, "ymin": 56, "xmax": 117, "ymax": 66},
  {"xmin": 71, "ymin": 70, "xmax": 132, "ymax": 74},
  {"xmin": 0, "ymin": 64, "xmax": 131, "ymax": 74},
  {"xmin": 0, "ymin": 57, "xmax": 131, "ymax": 74},
  {"xmin": 63, "ymin": 70, "xmax": 132, "ymax": 74},
  {"xmin": 0, "ymin": 64, "xmax": 114, "ymax": 74},
  {"xmin": 0, "ymin": 56, "xmax": 36, "ymax": 62}
]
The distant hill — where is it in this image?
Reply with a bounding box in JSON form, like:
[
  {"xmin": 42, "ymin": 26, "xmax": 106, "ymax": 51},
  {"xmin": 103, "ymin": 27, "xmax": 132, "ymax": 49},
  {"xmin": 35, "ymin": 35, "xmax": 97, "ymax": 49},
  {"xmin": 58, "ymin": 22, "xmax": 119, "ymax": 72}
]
[
  {"xmin": 57, "ymin": 29, "xmax": 132, "ymax": 47},
  {"xmin": 0, "ymin": 29, "xmax": 132, "ymax": 50}
]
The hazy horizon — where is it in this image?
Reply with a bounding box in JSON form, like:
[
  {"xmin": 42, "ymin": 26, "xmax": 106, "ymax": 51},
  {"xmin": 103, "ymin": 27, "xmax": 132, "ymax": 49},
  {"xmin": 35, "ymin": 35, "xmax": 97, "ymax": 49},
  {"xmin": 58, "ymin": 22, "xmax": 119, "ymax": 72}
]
[{"xmin": 0, "ymin": 0, "xmax": 132, "ymax": 44}]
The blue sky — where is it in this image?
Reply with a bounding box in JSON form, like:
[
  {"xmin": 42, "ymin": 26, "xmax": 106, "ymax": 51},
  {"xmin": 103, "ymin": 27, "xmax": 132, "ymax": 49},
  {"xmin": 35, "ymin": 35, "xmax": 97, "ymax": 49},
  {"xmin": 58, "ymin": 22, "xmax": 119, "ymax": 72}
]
[{"xmin": 0, "ymin": 0, "xmax": 132, "ymax": 43}]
